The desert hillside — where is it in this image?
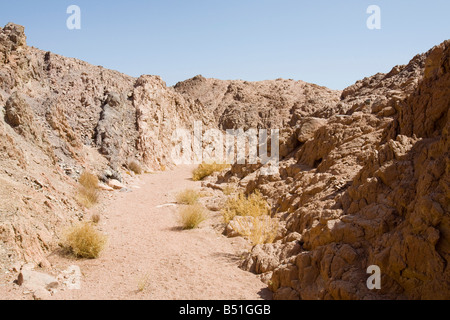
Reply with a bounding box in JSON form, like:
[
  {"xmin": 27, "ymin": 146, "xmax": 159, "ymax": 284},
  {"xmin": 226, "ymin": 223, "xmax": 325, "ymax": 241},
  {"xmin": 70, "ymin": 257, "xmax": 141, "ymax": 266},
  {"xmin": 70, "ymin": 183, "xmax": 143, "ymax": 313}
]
[{"xmin": 0, "ymin": 23, "xmax": 448, "ymax": 300}]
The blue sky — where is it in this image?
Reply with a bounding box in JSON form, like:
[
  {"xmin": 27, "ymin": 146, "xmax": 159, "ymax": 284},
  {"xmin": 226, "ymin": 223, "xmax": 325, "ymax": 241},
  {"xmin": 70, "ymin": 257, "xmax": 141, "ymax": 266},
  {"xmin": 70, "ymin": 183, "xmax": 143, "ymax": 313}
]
[{"xmin": 1, "ymin": 0, "xmax": 449, "ymax": 89}]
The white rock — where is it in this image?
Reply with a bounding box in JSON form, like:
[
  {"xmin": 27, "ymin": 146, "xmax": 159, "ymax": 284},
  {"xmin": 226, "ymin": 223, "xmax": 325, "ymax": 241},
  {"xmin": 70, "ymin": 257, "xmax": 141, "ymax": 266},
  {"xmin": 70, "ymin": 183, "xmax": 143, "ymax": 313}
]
[
  {"xmin": 21, "ymin": 269, "xmax": 59, "ymax": 296},
  {"xmin": 98, "ymin": 183, "xmax": 114, "ymax": 191},
  {"xmin": 108, "ymin": 179, "xmax": 126, "ymax": 190}
]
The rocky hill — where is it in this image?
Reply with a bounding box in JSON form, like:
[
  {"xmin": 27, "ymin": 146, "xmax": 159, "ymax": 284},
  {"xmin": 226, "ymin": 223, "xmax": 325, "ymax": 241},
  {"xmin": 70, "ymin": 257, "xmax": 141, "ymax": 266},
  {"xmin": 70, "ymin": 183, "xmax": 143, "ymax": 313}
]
[
  {"xmin": 0, "ymin": 23, "xmax": 448, "ymax": 299},
  {"xmin": 212, "ymin": 40, "xmax": 449, "ymax": 300},
  {"xmin": 0, "ymin": 22, "xmax": 215, "ymax": 268}
]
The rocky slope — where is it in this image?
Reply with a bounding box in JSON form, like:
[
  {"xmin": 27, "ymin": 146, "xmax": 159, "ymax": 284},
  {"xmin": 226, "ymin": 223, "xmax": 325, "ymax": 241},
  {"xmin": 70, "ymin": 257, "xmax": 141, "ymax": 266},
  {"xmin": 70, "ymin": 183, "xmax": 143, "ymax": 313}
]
[
  {"xmin": 208, "ymin": 41, "xmax": 449, "ymax": 300},
  {"xmin": 0, "ymin": 23, "xmax": 215, "ymax": 269},
  {"xmin": 0, "ymin": 22, "xmax": 448, "ymax": 300},
  {"xmin": 0, "ymin": 23, "xmax": 336, "ymax": 272}
]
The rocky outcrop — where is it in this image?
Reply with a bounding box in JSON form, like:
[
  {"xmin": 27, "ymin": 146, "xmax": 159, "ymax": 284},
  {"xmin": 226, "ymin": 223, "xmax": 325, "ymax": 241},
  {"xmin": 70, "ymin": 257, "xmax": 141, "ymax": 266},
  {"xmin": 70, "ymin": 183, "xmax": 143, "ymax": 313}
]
[
  {"xmin": 133, "ymin": 75, "xmax": 214, "ymax": 170},
  {"xmin": 222, "ymin": 41, "xmax": 450, "ymax": 300},
  {"xmin": 0, "ymin": 22, "xmax": 448, "ymax": 300},
  {"xmin": 0, "ymin": 23, "xmax": 209, "ymax": 269},
  {"xmin": 174, "ymin": 75, "xmax": 341, "ymax": 130}
]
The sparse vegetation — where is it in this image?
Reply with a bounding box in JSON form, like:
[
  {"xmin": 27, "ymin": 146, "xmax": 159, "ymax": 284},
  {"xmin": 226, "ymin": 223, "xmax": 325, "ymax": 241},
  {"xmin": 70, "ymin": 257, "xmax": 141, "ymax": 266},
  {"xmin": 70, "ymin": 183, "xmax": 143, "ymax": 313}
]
[
  {"xmin": 176, "ymin": 189, "xmax": 200, "ymax": 205},
  {"xmin": 79, "ymin": 171, "xmax": 99, "ymax": 190},
  {"xmin": 61, "ymin": 222, "xmax": 107, "ymax": 259},
  {"xmin": 137, "ymin": 272, "xmax": 151, "ymax": 293},
  {"xmin": 76, "ymin": 185, "xmax": 99, "ymax": 209},
  {"xmin": 222, "ymin": 190, "xmax": 277, "ymax": 245},
  {"xmin": 192, "ymin": 162, "xmax": 230, "ymax": 181},
  {"xmin": 128, "ymin": 161, "xmax": 143, "ymax": 175},
  {"xmin": 179, "ymin": 204, "xmax": 208, "ymax": 230},
  {"xmin": 222, "ymin": 191, "xmax": 269, "ymax": 223},
  {"xmin": 234, "ymin": 216, "xmax": 279, "ymax": 246},
  {"xmin": 222, "ymin": 185, "xmax": 236, "ymax": 196},
  {"xmin": 76, "ymin": 171, "xmax": 99, "ymax": 208}
]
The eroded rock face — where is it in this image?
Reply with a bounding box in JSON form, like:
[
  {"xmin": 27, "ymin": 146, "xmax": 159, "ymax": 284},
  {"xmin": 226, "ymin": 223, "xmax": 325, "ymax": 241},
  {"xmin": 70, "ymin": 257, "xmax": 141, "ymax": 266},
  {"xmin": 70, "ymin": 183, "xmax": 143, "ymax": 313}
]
[
  {"xmin": 0, "ymin": 23, "xmax": 214, "ymax": 268},
  {"xmin": 174, "ymin": 76, "xmax": 341, "ymax": 130},
  {"xmin": 225, "ymin": 41, "xmax": 450, "ymax": 300},
  {"xmin": 0, "ymin": 23, "xmax": 448, "ymax": 300}
]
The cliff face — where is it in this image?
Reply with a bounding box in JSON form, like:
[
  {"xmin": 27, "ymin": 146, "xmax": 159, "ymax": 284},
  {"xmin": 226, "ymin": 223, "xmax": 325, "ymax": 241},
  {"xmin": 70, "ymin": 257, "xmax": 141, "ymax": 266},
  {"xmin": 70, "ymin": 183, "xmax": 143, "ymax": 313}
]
[
  {"xmin": 224, "ymin": 41, "xmax": 449, "ymax": 300},
  {"xmin": 0, "ymin": 23, "xmax": 214, "ymax": 268},
  {"xmin": 0, "ymin": 23, "xmax": 448, "ymax": 299},
  {"xmin": 0, "ymin": 23, "xmax": 334, "ymax": 270}
]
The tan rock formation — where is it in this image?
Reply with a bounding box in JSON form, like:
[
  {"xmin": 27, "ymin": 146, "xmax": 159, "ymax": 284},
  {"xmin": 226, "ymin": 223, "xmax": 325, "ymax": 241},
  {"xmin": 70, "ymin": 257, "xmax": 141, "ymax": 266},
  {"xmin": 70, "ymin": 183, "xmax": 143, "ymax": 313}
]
[{"xmin": 0, "ymin": 22, "xmax": 448, "ymax": 300}]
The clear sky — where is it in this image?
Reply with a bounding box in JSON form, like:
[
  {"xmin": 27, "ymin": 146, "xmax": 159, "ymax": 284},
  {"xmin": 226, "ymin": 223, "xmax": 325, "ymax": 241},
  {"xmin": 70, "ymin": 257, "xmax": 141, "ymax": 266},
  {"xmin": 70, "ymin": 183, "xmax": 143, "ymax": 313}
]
[{"xmin": 1, "ymin": 0, "xmax": 449, "ymax": 89}]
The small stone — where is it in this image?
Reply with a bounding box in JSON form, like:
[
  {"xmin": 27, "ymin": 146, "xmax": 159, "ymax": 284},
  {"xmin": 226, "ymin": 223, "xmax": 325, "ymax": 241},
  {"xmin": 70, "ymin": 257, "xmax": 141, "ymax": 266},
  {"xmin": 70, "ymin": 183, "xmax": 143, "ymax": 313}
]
[
  {"xmin": 98, "ymin": 183, "xmax": 114, "ymax": 191},
  {"xmin": 108, "ymin": 179, "xmax": 126, "ymax": 190},
  {"xmin": 16, "ymin": 272, "xmax": 24, "ymax": 286},
  {"xmin": 46, "ymin": 281, "xmax": 59, "ymax": 290}
]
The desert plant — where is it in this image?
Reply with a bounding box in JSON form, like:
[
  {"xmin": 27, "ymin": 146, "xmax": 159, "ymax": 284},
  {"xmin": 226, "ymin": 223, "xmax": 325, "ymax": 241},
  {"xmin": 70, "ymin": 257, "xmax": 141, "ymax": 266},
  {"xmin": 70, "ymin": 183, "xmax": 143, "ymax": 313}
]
[
  {"xmin": 137, "ymin": 272, "xmax": 151, "ymax": 293},
  {"xmin": 222, "ymin": 191, "xmax": 269, "ymax": 223},
  {"xmin": 79, "ymin": 171, "xmax": 99, "ymax": 190},
  {"xmin": 222, "ymin": 185, "xmax": 236, "ymax": 196},
  {"xmin": 128, "ymin": 161, "xmax": 143, "ymax": 175},
  {"xmin": 176, "ymin": 189, "xmax": 200, "ymax": 205},
  {"xmin": 76, "ymin": 185, "xmax": 99, "ymax": 209},
  {"xmin": 179, "ymin": 204, "xmax": 208, "ymax": 230},
  {"xmin": 77, "ymin": 171, "xmax": 100, "ymax": 208},
  {"xmin": 234, "ymin": 216, "xmax": 279, "ymax": 246},
  {"xmin": 62, "ymin": 223, "xmax": 107, "ymax": 259},
  {"xmin": 192, "ymin": 162, "xmax": 230, "ymax": 181}
]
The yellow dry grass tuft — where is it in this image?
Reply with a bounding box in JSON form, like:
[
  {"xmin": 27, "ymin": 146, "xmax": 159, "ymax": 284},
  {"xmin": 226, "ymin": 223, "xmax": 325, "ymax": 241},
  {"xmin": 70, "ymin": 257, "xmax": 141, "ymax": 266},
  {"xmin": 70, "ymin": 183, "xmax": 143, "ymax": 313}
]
[
  {"xmin": 179, "ymin": 204, "xmax": 208, "ymax": 230},
  {"xmin": 137, "ymin": 272, "xmax": 151, "ymax": 293},
  {"xmin": 77, "ymin": 171, "xmax": 100, "ymax": 208},
  {"xmin": 234, "ymin": 216, "xmax": 279, "ymax": 246},
  {"xmin": 61, "ymin": 222, "xmax": 107, "ymax": 259},
  {"xmin": 222, "ymin": 190, "xmax": 277, "ymax": 245},
  {"xmin": 192, "ymin": 162, "xmax": 230, "ymax": 181},
  {"xmin": 76, "ymin": 186, "xmax": 99, "ymax": 209},
  {"xmin": 176, "ymin": 189, "xmax": 200, "ymax": 205},
  {"xmin": 222, "ymin": 191, "xmax": 269, "ymax": 223},
  {"xmin": 128, "ymin": 161, "xmax": 143, "ymax": 175},
  {"xmin": 222, "ymin": 185, "xmax": 236, "ymax": 196},
  {"xmin": 79, "ymin": 171, "xmax": 99, "ymax": 190}
]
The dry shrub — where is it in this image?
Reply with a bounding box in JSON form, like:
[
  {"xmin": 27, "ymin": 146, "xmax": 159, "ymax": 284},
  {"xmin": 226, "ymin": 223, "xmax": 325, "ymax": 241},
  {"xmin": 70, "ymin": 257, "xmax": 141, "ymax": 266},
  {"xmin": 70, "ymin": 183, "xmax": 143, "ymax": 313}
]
[
  {"xmin": 192, "ymin": 162, "xmax": 230, "ymax": 181},
  {"xmin": 128, "ymin": 161, "xmax": 143, "ymax": 175},
  {"xmin": 222, "ymin": 185, "xmax": 236, "ymax": 196},
  {"xmin": 179, "ymin": 204, "xmax": 208, "ymax": 230},
  {"xmin": 76, "ymin": 185, "xmax": 99, "ymax": 208},
  {"xmin": 176, "ymin": 189, "xmax": 200, "ymax": 205},
  {"xmin": 77, "ymin": 171, "xmax": 100, "ymax": 208},
  {"xmin": 137, "ymin": 272, "xmax": 151, "ymax": 293},
  {"xmin": 62, "ymin": 223, "xmax": 107, "ymax": 259},
  {"xmin": 222, "ymin": 191, "xmax": 269, "ymax": 223},
  {"xmin": 234, "ymin": 216, "xmax": 279, "ymax": 246},
  {"xmin": 79, "ymin": 171, "xmax": 99, "ymax": 190}
]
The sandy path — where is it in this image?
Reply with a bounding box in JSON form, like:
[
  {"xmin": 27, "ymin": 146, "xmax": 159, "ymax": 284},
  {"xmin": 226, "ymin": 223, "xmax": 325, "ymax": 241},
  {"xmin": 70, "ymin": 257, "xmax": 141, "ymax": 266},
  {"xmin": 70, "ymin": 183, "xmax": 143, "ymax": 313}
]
[{"xmin": 48, "ymin": 166, "xmax": 271, "ymax": 300}]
